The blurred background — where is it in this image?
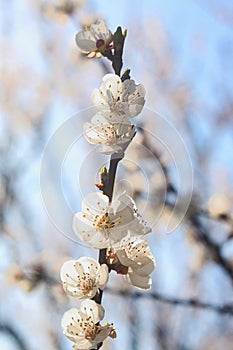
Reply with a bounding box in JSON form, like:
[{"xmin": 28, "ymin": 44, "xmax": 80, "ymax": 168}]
[{"xmin": 0, "ymin": 0, "xmax": 233, "ymax": 349}]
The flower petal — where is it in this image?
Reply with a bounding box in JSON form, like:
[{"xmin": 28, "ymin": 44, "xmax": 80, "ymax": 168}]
[
  {"xmin": 82, "ymin": 192, "xmax": 109, "ymax": 215},
  {"xmin": 75, "ymin": 31, "xmax": 97, "ymax": 53},
  {"xmin": 73, "ymin": 212, "xmax": 95, "ymax": 237},
  {"xmin": 97, "ymin": 264, "xmax": 109, "ymax": 289},
  {"xmin": 126, "ymin": 272, "xmax": 152, "ymax": 290},
  {"xmin": 72, "ymin": 337, "xmax": 93, "ymax": 350},
  {"xmin": 90, "ymin": 19, "xmax": 112, "ymax": 41},
  {"xmin": 60, "ymin": 260, "xmax": 80, "ymax": 283},
  {"xmin": 80, "ymin": 300, "xmax": 105, "ymax": 323},
  {"xmin": 133, "ymin": 256, "xmax": 156, "ymax": 276},
  {"xmin": 62, "ymin": 308, "xmax": 83, "ymax": 336},
  {"xmin": 116, "ymin": 249, "xmax": 138, "ymax": 270}
]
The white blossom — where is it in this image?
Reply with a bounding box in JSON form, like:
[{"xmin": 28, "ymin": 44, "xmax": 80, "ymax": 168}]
[
  {"xmin": 60, "ymin": 257, "xmax": 109, "ymax": 299},
  {"xmin": 110, "ymin": 237, "xmax": 156, "ymax": 289},
  {"xmin": 75, "ymin": 19, "xmax": 112, "ymax": 57},
  {"xmin": 62, "ymin": 300, "xmax": 114, "ymax": 350},
  {"xmin": 92, "ymin": 74, "xmax": 145, "ymax": 122},
  {"xmin": 83, "ymin": 113, "xmax": 136, "ymax": 155},
  {"xmin": 73, "ymin": 192, "xmax": 151, "ymax": 249}
]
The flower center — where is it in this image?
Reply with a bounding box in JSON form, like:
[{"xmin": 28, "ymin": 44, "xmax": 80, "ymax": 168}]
[
  {"xmin": 84, "ymin": 324, "xmax": 100, "ymax": 340},
  {"xmin": 96, "ymin": 213, "xmax": 115, "ymax": 229},
  {"xmin": 80, "ymin": 277, "xmax": 95, "ymax": 294},
  {"xmin": 96, "ymin": 39, "xmax": 105, "ymax": 49}
]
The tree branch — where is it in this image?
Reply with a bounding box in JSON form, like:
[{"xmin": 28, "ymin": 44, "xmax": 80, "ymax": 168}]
[
  {"xmin": 190, "ymin": 215, "xmax": 233, "ymax": 286},
  {"xmin": 0, "ymin": 324, "xmax": 28, "ymax": 350},
  {"xmin": 105, "ymin": 288, "xmax": 233, "ymax": 315}
]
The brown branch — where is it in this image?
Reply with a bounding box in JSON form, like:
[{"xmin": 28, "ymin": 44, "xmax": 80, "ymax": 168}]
[
  {"xmin": 105, "ymin": 288, "xmax": 233, "ymax": 315},
  {"xmin": 93, "ymin": 154, "xmax": 123, "ymax": 309},
  {"xmin": 93, "ymin": 151, "xmax": 125, "ymax": 350}
]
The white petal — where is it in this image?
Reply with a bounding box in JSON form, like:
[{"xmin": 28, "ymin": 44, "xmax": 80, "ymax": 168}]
[
  {"xmin": 65, "ymin": 288, "xmax": 84, "ymax": 298},
  {"xmin": 90, "ymin": 19, "xmax": 112, "ymax": 41},
  {"xmin": 91, "ymin": 113, "xmax": 110, "ymax": 125},
  {"xmin": 73, "ymin": 260, "xmax": 85, "ymax": 275},
  {"xmin": 60, "ymin": 260, "xmax": 79, "ymax": 283},
  {"xmin": 101, "ymin": 74, "xmax": 122, "ymax": 97},
  {"xmin": 134, "ymin": 256, "xmax": 156, "ymax": 276},
  {"xmin": 115, "ymin": 249, "xmax": 138, "ymax": 269},
  {"xmin": 126, "ymin": 272, "xmax": 152, "ymax": 290},
  {"xmin": 72, "ymin": 338, "xmax": 93, "ymax": 350},
  {"xmin": 128, "ymin": 102, "xmax": 145, "ymax": 118},
  {"xmin": 94, "ymin": 326, "xmax": 112, "ymax": 343},
  {"xmin": 82, "ymin": 192, "xmax": 109, "ymax": 215},
  {"xmin": 80, "ymin": 300, "xmax": 105, "ymax": 323},
  {"xmin": 83, "ymin": 122, "xmax": 103, "ymax": 145},
  {"xmin": 133, "ymin": 84, "xmax": 146, "ymax": 98},
  {"xmin": 61, "ymin": 308, "xmax": 79, "ymax": 330},
  {"xmin": 108, "ymin": 227, "xmax": 129, "ymax": 244},
  {"xmin": 121, "ymin": 80, "xmax": 137, "ymax": 102},
  {"xmin": 79, "ymin": 256, "xmax": 99, "ymax": 276},
  {"xmin": 77, "ymin": 256, "xmax": 99, "ymax": 269},
  {"xmin": 75, "ymin": 31, "xmax": 97, "ymax": 53},
  {"xmin": 105, "ymin": 110, "xmax": 129, "ymax": 123},
  {"xmin": 92, "ymin": 88, "xmax": 107, "ymax": 108},
  {"xmin": 73, "ymin": 215, "xmax": 110, "ymax": 249},
  {"xmin": 82, "ymin": 230, "xmax": 110, "ymax": 249},
  {"xmin": 73, "ymin": 212, "xmax": 95, "ymax": 237},
  {"xmin": 97, "ymin": 264, "xmax": 109, "ymax": 289},
  {"xmin": 110, "ymin": 195, "xmax": 137, "ymax": 229}
]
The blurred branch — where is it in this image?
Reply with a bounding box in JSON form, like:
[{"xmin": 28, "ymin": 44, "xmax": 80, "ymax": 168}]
[
  {"xmin": 139, "ymin": 127, "xmax": 233, "ymax": 286},
  {"xmin": 155, "ymin": 323, "xmax": 169, "ymax": 350},
  {"xmin": 0, "ymin": 324, "xmax": 28, "ymax": 350},
  {"xmin": 190, "ymin": 215, "xmax": 233, "ymax": 285},
  {"xmin": 166, "ymin": 197, "xmax": 233, "ymax": 285},
  {"xmin": 105, "ymin": 288, "xmax": 233, "ymax": 315},
  {"xmin": 17, "ymin": 262, "xmax": 233, "ymax": 316},
  {"xmin": 129, "ymin": 299, "xmax": 139, "ymax": 350},
  {"xmin": 199, "ymin": 209, "xmax": 233, "ymax": 227}
]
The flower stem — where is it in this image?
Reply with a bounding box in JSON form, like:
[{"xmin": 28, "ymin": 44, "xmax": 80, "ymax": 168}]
[
  {"xmin": 95, "ymin": 137, "xmax": 136, "ymax": 303},
  {"xmin": 94, "ymin": 153, "xmax": 123, "ymax": 307},
  {"xmin": 93, "ymin": 153, "xmax": 123, "ymax": 350},
  {"xmin": 104, "ymin": 154, "xmax": 122, "ymax": 203},
  {"xmin": 93, "ymin": 30, "xmax": 130, "ymax": 346}
]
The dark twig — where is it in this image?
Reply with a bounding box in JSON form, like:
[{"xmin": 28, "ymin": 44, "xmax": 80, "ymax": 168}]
[
  {"xmin": 93, "ymin": 153, "xmax": 122, "ymax": 307},
  {"xmin": 93, "ymin": 152, "xmax": 124, "ymax": 350},
  {"xmin": 0, "ymin": 324, "xmax": 28, "ymax": 350},
  {"xmin": 105, "ymin": 288, "xmax": 233, "ymax": 315},
  {"xmin": 190, "ymin": 215, "xmax": 233, "ymax": 286}
]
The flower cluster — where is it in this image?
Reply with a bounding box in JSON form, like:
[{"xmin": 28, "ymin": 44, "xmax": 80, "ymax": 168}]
[
  {"xmin": 83, "ymin": 73, "xmax": 145, "ymax": 155},
  {"xmin": 62, "ymin": 300, "xmax": 115, "ymax": 350},
  {"xmin": 60, "ymin": 19, "xmax": 156, "ymax": 350}
]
